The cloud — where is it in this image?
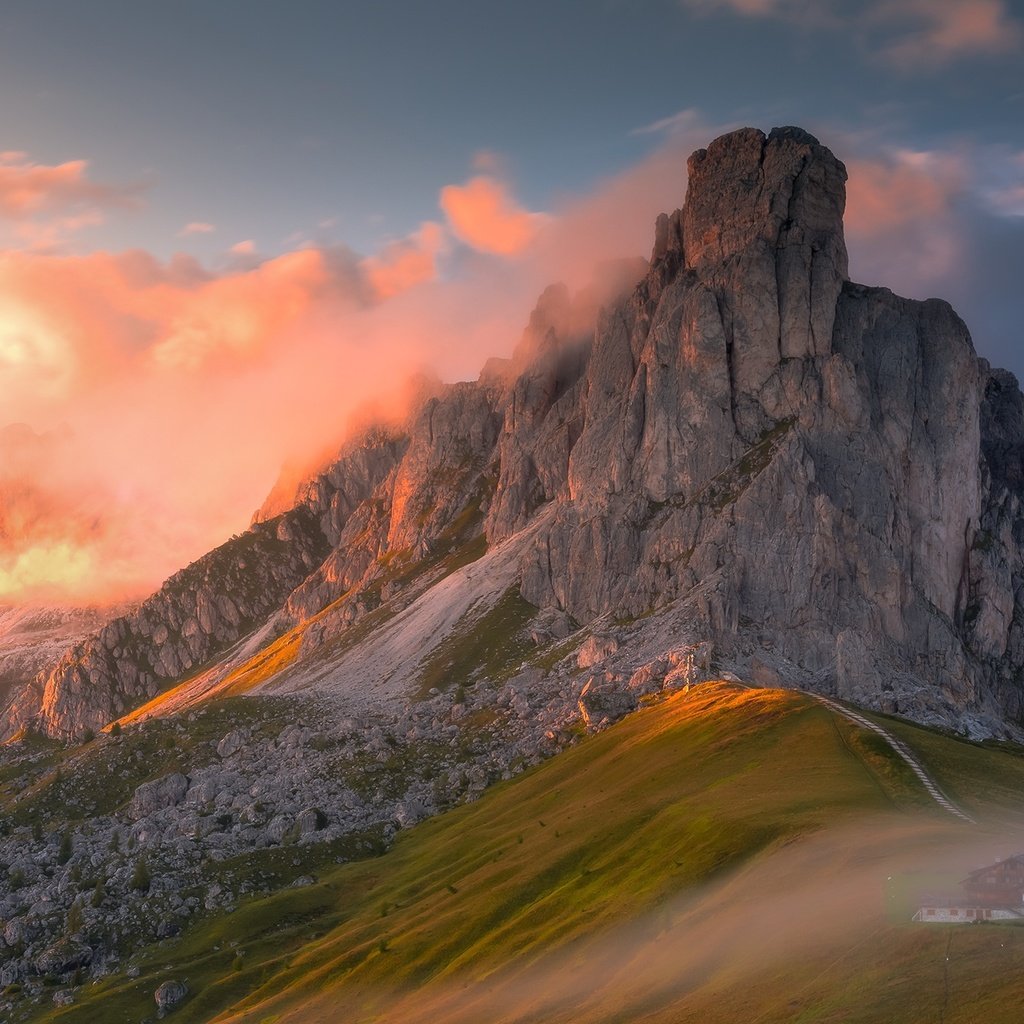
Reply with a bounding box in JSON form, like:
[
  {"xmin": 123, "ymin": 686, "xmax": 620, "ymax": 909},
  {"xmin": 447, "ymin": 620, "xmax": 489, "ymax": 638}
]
[
  {"xmin": 631, "ymin": 108, "xmax": 708, "ymax": 138},
  {"xmin": 230, "ymin": 239, "xmax": 256, "ymax": 254},
  {"xmin": 360, "ymin": 221, "xmax": 446, "ymax": 301},
  {"xmin": 681, "ymin": 0, "xmax": 817, "ymax": 16},
  {"xmin": 843, "ymin": 145, "xmax": 968, "ymax": 292},
  {"xmin": 977, "ymin": 150, "xmax": 1024, "ymax": 218},
  {"xmin": 179, "ymin": 221, "xmax": 215, "ymax": 236},
  {"xmin": 440, "ymin": 175, "xmax": 547, "ymax": 255},
  {"xmin": 679, "ymin": 0, "xmax": 1022, "ymax": 63},
  {"xmin": 874, "ymin": 0, "xmax": 1022, "ymax": 64},
  {"xmin": 0, "ymin": 153, "xmax": 138, "ymax": 219},
  {"xmin": 0, "ymin": 152, "xmax": 141, "ymax": 250}
]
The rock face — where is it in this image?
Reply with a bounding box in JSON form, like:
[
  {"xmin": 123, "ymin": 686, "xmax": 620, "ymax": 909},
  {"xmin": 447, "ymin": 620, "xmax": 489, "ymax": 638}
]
[
  {"xmin": 6, "ymin": 124, "xmax": 1024, "ymax": 738},
  {"xmin": 5, "ymin": 508, "xmax": 332, "ymax": 739}
]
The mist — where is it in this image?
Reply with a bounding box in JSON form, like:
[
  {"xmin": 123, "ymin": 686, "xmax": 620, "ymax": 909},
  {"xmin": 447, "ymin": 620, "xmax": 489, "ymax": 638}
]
[{"xmin": 250, "ymin": 814, "xmax": 1024, "ymax": 1024}]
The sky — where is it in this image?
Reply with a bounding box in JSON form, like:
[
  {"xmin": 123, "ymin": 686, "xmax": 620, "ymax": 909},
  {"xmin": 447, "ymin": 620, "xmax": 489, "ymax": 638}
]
[{"xmin": 0, "ymin": 0, "xmax": 1022, "ymax": 604}]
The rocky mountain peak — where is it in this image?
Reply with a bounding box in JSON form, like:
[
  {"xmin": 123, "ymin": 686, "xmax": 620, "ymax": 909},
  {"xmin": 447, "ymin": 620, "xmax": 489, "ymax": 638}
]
[
  {"xmin": 6, "ymin": 125, "xmax": 1024, "ymax": 746},
  {"xmin": 683, "ymin": 126, "xmax": 847, "ymax": 270}
]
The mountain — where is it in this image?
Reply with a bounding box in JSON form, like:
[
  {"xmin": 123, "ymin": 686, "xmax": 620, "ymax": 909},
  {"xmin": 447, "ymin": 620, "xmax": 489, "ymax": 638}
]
[
  {"xmin": 5, "ymin": 124, "xmax": 1024, "ymax": 743},
  {"xmin": 4, "ymin": 123, "xmax": 1024, "ymax": 1022}
]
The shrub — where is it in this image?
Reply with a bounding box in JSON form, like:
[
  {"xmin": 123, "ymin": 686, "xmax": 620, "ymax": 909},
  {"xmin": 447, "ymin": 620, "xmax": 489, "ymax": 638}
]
[
  {"xmin": 66, "ymin": 899, "xmax": 84, "ymax": 935},
  {"xmin": 58, "ymin": 830, "xmax": 73, "ymax": 865},
  {"xmin": 130, "ymin": 856, "xmax": 151, "ymax": 892}
]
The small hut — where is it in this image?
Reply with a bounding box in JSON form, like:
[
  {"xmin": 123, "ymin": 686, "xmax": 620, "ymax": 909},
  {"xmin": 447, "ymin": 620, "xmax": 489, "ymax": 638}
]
[{"xmin": 914, "ymin": 853, "xmax": 1024, "ymax": 923}]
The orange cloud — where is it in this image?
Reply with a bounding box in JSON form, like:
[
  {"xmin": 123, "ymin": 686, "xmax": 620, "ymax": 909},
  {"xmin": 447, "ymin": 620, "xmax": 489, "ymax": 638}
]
[
  {"xmin": 0, "ymin": 152, "xmax": 142, "ymax": 251},
  {"xmin": 361, "ymin": 221, "xmax": 446, "ymax": 300},
  {"xmin": 0, "ymin": 155, "xmax": 135, "ymax": 218},
  {"xmin": 440, "ymin": 175, "xmax": 546, "ymax": 255}
]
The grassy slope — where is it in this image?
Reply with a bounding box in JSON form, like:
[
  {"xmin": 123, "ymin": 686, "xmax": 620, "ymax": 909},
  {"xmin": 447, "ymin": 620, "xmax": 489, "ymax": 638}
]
[{"xmin": 36, "ymin": 684, "xmax": 1024, "ymax": 1024}]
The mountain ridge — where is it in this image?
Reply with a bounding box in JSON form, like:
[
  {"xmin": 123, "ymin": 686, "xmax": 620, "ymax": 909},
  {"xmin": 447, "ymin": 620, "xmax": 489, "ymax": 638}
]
[{"xmin": 5, "ymin": 124, "xmax": 1024, "ymax": 741}]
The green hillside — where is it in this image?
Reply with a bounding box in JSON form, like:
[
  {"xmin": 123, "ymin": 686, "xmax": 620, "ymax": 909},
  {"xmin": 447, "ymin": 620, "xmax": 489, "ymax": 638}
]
[{"xmin": 37, "ymin": 684, "xmax": 1024, "ymax": 1024}]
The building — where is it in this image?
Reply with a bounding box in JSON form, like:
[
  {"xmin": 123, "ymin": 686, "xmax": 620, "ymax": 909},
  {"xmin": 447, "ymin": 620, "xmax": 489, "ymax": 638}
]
[{"xmin": 913, "ymin": 854, "xmax": 1024, "ymax": 923}]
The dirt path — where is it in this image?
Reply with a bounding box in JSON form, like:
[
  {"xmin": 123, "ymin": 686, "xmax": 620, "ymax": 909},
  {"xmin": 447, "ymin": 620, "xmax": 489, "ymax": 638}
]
[{"xmin": 812, "ymin": 693, "xmax": 975, "ymax": 824}]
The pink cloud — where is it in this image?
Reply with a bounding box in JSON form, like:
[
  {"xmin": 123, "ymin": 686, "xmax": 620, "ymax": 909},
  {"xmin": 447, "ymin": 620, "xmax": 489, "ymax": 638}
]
[
  {"xmin": 842, "ymin": 145, "xmax": 969, "ymax": 295},
  {"xmin": 0, "ymin": 153, "xmax": 141, "ymax": 250},
  {"xmin": 440, "ymin": 175, "xmax": 547, "ymax": 255},
  {"xmin": 179, "ymin": 221, "xmax": 215, "ymax": 236},
  {"xmin": 875, "ymin": 0, "xmax": 1022, "ymax": 64},
  {"xmin": 680, "ymin": 0, "xmax": 1022, "ymax": 63},
  {"xmin": 0, "ymin": 156, "xmax": 137, "ymax": 219},
  {"xmin": 360, "ymin": 221, "xmax": 446, "ymax": 300}
]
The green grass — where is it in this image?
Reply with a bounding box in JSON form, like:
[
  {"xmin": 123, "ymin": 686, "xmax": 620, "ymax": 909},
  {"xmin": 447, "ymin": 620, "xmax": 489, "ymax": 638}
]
[
  {"xmin": 859, "ymin": 709, "xmax": 1024, "ymax": 821},
  {"xmin": 29, "ymin": 681, "xmax": 1000, "ymax": 1024},
  {"xmin": 18, "ymin": 683, "xmax": 1024, "ymax": 1024}
]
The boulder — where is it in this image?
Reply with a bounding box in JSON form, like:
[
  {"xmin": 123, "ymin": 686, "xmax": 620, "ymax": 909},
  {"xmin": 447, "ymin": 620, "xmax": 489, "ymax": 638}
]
[
  {"xmin": 155, "ymin": 978, "xmax": 189, "ymax": 1017},
  {"xmin": 35, "ymin": 937, "xmax": 92, "ymax": 976},
  {"xmin": 130, "ymin": 773, "xmax": 190, "ymax": 820}
]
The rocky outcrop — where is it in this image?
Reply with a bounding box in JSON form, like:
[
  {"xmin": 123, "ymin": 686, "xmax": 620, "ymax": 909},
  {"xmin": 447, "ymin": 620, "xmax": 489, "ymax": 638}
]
[
  {"xmin": 154, "ymin": 979, "xmax": 188, "ymax": 1018},
  {"xmin": 7, "ymin": 124, "xmax": 1024, "ymax": 739},
  {"xmin": 5, "ymin": 507, "xmax": 332, "ymax": 739}
]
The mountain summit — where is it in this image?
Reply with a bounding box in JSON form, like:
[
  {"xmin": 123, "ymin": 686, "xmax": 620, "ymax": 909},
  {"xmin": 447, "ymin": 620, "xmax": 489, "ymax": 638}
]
[{"xmin": 6, "ymin": 125, "xmax": 1024, "ymax": 740}]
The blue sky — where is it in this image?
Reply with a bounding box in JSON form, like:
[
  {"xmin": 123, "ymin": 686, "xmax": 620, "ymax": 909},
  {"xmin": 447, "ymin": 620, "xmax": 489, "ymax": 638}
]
[{"xmin": 1, "ymin": 0, "xmax": 1021, "ymax": 257}]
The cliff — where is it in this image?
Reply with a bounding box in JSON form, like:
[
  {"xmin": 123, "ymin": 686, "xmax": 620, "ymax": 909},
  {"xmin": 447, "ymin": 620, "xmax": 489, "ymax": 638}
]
[{"xmin": 7, "ymin": 125, "xmax": 1024, "ymax": 740}]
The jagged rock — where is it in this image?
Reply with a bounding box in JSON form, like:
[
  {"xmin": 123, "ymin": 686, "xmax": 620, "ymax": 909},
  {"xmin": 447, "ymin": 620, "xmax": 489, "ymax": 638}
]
[
  {"xmin": 35, "ymin": 937, "xmax": 92, "ymax": 975},
  {"xmin": 577, "ymin": 635, "xmax": 619, "ymax": 669},
  {"xmin": 3, "ymin": 916, "xmax": 36, "ymax": 947},
  {"xmin": 394, "ymin": 799, "xmax": 427, "ymax": 828},
  {"xmin": 627, "ymin": 660, "xmax": 668, "ymax": 696},
  {"xmin": 578, "ymin": 675, "xmax": 636, "ymax": 731},
  {"xmin": 130, "ymin": 773, "xmax": 189, "ymax": 820},
  {"xmin": 154, "ymin": 978, "xmax": 188, "ymax": 1017},
  {"xmin": 53, "ymin": 989, "xmax": 75, "ymax": 1007},
  {"xmin": 0, "ymin": 961, "xmax": 24, "ymax": 986},
  {"xmin": 156, "ymin": 918, "xmax": 182, "ymax": 939},
  {"xmin": 528, "ymin": 606, "xmax": 574, "ymax": 646},
  {"xmin": 215, "ymin": 729, "xmax": 247, "ymax": 759},
  {"xmin": 265, "ymin": 814, "xmax": 292, "ymax": 844},
  {"xmin": 295, "ymin": 807, "xmax": 326, "ymax": 835}
]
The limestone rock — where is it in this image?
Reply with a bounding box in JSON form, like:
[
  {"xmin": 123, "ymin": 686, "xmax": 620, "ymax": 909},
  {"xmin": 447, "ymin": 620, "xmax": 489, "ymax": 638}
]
[
  {"xmin": 216, "ymin": 729, "xmax": 248, "ymax": 759},
  {"xmin": 34, "ymin": 937, "xmax": 92, "ymax": 976},
  {"xmin": 130, "ymin": 773, "xmax": 189, "ymax": 820},
  {"xmin": 155, "ymin": 979, "xmax": 189, "ymax": 1017}
]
